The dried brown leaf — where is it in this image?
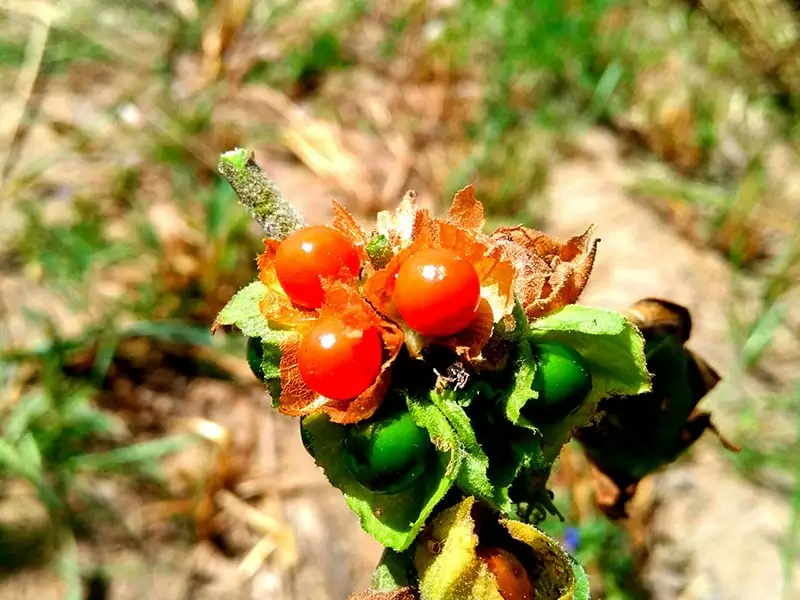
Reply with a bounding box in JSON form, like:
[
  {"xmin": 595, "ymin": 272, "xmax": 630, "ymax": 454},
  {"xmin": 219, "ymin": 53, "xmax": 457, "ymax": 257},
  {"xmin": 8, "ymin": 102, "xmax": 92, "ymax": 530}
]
[
  {"xmin": 446, "ymin": 184, "xmax": 484, "ymax": 231},
  {"xmin": 439, "ymin": 299, "xmax": 494, "ymax": 359},
  {"xmin": 332, "ymin": 199, "xmax": 369, "ymax": 247},
  {"xmin": 492, "ymin": 224, "xmax": 598, "ymax": 319},
  {"xmin": 624, "ymin": 297, "xmax": 692, "ymax": 343}
]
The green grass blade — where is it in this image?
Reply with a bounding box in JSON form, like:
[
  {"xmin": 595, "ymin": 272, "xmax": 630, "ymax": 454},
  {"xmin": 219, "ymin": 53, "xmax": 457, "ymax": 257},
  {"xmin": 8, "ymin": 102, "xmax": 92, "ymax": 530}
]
[
  {"xmin": 742, "ymin": 301, "xmax": 787, "ymax": 368},
  {"xmin": 4, "ymin": 391, "xmax": 49, "ymax": 442},
  {"xmin": 123, "ymin": 321, "xmax": 213, "ymax": 346},
  {"xmin": 68, "ymin": 434, "xmax": 195, "ymax": 473},
  {"xmin": 58, "ymin": 529, "xmax": 82, "ymax": 600}
]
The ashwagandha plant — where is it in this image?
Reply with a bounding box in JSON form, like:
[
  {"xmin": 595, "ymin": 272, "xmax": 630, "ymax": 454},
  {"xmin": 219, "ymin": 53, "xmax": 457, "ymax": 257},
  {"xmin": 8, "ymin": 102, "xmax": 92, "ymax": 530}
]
[{"xmin": 213, "ymin": 148, "xmax": 736, "ymax": 600}]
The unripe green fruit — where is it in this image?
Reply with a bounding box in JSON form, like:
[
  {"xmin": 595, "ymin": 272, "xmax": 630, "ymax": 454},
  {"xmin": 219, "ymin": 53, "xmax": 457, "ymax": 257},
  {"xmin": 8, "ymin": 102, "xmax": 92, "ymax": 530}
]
[
  {"xmin": 343, "ymin": 409, "xmax": 433, "ymax": 494},
  {"xmin": 523, "ymin": 342, "xmax": 592, "ymax": 423},
  {"xmin": 246, "ymin": 337, "xmax": 265, "ymax": 381}
]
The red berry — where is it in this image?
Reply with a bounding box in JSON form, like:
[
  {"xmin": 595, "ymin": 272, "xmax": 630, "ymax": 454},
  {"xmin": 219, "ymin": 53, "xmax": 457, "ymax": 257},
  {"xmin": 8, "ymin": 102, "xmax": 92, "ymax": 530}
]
[
  {"xmin": 275, "ymin": 226, "xmax": 361, "ymax": 309},
  {"xmin": 477, "ymin": 547, "xmax": 534, "ymax": 600},
  {"xmin": 393, "ymin": 248, "xmax": 481, "ymax": 337},
  {"xmin": 298, "ymin": 318, "xmax": 383, "ymax": 401}
]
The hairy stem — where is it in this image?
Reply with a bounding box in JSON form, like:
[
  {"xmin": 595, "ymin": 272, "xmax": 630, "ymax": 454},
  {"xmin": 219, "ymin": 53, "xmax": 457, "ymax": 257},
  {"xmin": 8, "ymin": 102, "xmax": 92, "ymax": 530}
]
[{"xmin": 218, "ymin": 148, "xmax": 306, "ymax": 239}]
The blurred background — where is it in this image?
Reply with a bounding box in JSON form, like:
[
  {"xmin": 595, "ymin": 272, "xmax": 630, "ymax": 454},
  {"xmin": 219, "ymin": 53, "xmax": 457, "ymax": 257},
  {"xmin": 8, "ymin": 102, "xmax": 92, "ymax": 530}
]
[{"xmin": 0, "ymin": 0, "xmax": 798, "ymax": 599}]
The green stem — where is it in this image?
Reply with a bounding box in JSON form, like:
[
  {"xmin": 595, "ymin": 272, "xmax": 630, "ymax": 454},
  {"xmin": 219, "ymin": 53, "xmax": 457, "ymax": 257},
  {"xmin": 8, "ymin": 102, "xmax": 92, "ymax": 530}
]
[{"xmin": 218, "ymin": 148, "xmax": 306, "ymax": 239}]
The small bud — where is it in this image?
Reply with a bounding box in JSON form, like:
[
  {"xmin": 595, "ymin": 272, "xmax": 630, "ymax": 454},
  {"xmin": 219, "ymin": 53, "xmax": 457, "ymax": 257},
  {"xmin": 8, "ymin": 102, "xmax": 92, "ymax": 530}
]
[{"xmin": 366, "ymin": 233, "xmax": 394, "ymax": 269}]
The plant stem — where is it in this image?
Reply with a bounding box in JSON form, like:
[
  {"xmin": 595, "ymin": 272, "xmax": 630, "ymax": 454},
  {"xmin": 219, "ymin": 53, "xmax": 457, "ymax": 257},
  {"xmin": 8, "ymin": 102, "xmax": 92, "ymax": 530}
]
[{"xmin": 218, "ymin": 148, "xmax": 306, "ymax": 240}]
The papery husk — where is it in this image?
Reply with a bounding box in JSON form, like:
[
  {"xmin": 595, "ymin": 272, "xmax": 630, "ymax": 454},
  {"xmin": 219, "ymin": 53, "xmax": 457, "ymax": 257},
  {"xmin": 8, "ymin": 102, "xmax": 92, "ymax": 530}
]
[
  {"xmin": 364, "ymin": 186, "xmax": 515, "ymax": 358},
  {"xmin": 446, "ymin": 185, "xmax": 486, "ymax": 231},
  {"xmin": 332, "ymin": 199, "xmax": 371, "ymax": 263},
  {"xmin": 277, "ymin": 282, "xmax": 404, "ymax": 424},
  {"xmin": 256, "ymin": 239, "xmax": 318, "ymax": 327},
  {"xmin": 414, "ymin": 497, "xmax": 589, "ymax": 600},
  {"xmin": 492, "ymin": 225, "xmax": 598, "ymax": 321}
]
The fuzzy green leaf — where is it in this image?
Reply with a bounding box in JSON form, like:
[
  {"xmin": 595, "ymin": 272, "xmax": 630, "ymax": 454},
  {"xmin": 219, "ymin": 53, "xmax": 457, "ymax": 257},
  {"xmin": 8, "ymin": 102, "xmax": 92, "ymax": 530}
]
[
  {"xmin": 504, "ymin": 305, "xmax": 650, "ymax": 461},
  {"xmin": 371, "ymin": 549, "xmax": 416, "ymax": 592},
  {"xmin": 455, "ymin": 379, "xmax": 548, "ymax": 515},
  {"xmin": 500, "ymin": 340, "xmax": 540, "ymax": 431},
  {"xmin": 488, "ymin": 429, "xmax": 548, "ymax": 517},
  {"xmin": 300, "ymin": 393, "xmax": 461, "ymax": 552},
  {"xmin": 213, "ymin": 281, "xmax": 287, "ymax": 344},
  {"xmin": 214, "ymin": 281, "xmax": 287, "ymax": 403},
  {"xmin": 529, "ymin": 305, "xmax": 650, "ymax": 398},
  {"xmin": 429, "ymin": 390, "xmax": 494, "ymax": 505}
]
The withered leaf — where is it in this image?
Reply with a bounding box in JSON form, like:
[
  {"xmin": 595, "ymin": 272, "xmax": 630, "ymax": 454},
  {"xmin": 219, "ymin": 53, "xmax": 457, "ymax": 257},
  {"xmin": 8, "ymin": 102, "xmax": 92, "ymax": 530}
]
[
  {"xmin": 446, "ymin": 185, "xmax": 485, "ymax": 231},
  {"xmin": 332, "ymin": 199, "xmax": 369, "ymax": 249},
  {"xmin": 492, "ymin": 225, "xmax": 598, "ymax": 320},
  {"xmin": 624, "ymin": 297, "xmax": 692, "ymax": 343}
]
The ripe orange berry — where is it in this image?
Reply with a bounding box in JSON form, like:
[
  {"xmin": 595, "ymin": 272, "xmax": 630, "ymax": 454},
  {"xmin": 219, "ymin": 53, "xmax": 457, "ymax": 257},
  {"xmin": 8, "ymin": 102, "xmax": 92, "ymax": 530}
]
[
  {"xmin": 275, "ymin": 226, "xmax": 361, "ymax": 309},
  {"xmin": 393, "ymin": 248, "xmax": 481, "ymax": 337},
  {"xmin": 477, "ymin": 547, "xmax": 534, "ymax": 600},
  {"xmin": 298, "ymin": 318, "xmax": 383, "ymax": 401}
]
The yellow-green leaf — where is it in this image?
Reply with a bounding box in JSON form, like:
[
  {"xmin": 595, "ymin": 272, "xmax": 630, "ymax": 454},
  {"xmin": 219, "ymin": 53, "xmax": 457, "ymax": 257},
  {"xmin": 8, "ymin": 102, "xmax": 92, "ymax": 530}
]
[{"xmin": 414, "ymin": 497, "xmax": 588, "ymax": 600}]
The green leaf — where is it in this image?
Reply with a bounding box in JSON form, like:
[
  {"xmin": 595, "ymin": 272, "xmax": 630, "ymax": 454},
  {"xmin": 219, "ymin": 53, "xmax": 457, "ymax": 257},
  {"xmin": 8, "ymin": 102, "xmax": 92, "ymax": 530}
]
[
  {"xmin": 214, "ymin": 280, "xmax": 288, "ymax": 404},
  {"xmin": 4, "ymin": 391, "xmax": 49, "ymax": 443},
  {"xmin": 300, "ymin": 393, "xmax": 461, "ymax": 552},
  {"xmin": 447, "ymin": 376, "xmax": 549, "ymax": 515},
  {"xmin": 0, "ymin": 438, "xmax": 60, "ymax": 511},
  {"xmin": 125, "ymin": 321, "xmax": 213, "ymax": 347},
  {"xmin": 260, "ymin": 340, "xmax": 283, "ymax": 407},
  {"xmin": 58, "ymin": 529, "xmax": 82, "ymax": 600},
  {"xmin": 0, "ymin": 437, "xmax": 31, "ymax": 478},
  {"xmin": 62, "ymin": 394, "xmax": 125, "ymax": 439},
  {"xmin": 17, "ymin": 433, "xmax": 43, "ymax": 472},
  {"xmin": 429, "ymin": 390, "xmax": 493, "ymax": 505},
  {"xmin": 214, "ymin": 281, "xmax": 288, "ymax": 343},
  {"xmin": 518, "ymin": 305, "xmax": 650, "ymax": 461},
  {"xmin": 414, "ymin": 497, "xmax": 588, "ymax": 600},
  {"xmin": 371, "ymin": 549, "xmax": 416, "ymax": 592},
  {"xmin": 500, "ymin": 340, "xmax": 540, "ymax": 432}
]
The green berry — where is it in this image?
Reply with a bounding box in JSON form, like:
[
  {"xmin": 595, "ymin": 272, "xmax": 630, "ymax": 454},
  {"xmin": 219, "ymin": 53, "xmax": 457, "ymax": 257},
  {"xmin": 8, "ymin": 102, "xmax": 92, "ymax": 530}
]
[
  {"xmin": 246, "ymin": 337, "xmax": 265, "ymax": 381},
  {"xmin": 343, "ymin": 409, "xmax": 433, "ymax": 494},
  {"xmin": 523, "ymin": 342, "xmax": 592, "ymax": 423}
]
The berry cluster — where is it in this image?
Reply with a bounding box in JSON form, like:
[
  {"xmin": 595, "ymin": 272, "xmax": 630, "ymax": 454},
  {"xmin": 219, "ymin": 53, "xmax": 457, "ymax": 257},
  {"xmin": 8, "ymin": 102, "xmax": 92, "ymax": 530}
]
[{"xmin": 216, "ymin": 180, "xmax": 651, "ymax": 600}]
